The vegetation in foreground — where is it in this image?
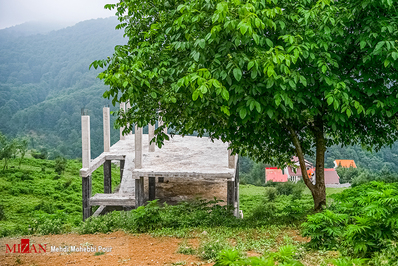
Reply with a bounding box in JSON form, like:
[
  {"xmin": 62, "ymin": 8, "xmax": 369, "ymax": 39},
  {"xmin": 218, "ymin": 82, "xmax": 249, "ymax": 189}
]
[{"xmin": 1, "ymin": 155, "xmax": 397, "ymax": 265}]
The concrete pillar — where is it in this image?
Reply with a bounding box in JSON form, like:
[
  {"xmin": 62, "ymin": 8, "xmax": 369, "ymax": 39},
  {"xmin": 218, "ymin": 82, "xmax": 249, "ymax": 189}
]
[
  {"xmin": 148, "ymin": 123, "xmax": 155, "ymax": 152},
  {"xmin": 135, "ymin": 125, "xmax": 143, "ymax": 169},
  {"xmin": 120, "ymin": 159, "xmax": 125, "ymax": 182},
  {"xmin": 81, "ymin": 113, "xmax": 92, "ymax": 221},
  {"xmin": 149, "ymin": 176, "xmax": 156, "ymax": 200},
  {"xmin": 227, "ymin": 180, "xmax": 235, "ymax": 207},
  {"xmin": 135, "ymin": 177, "xmax": 144, "ymax": 207},
  {"xmin": 120, "ymin": 102, "xmax": 126, "ymax": 140},
  {"xmin": 82, "ymin": 175, "xmax": 92, "ymax": 221},
  {"xmin": 103, "ymin": 107, "xmax": 110, "ymax": 152},
  {"xmin": 228, "ymin": 147, "xmax": 235, "ymax": 169},
  {"xmin": 126, "ymin": 101, "xmax": 132, "ymax": 135},
  {"xmin": 81, "ymin": 115, "xmax": 91, "ymax": 168},
  {"xmin": 234, "ymin": 156, "xmax": 240, "ymax": 218},
  {"xmin": 104, "ymin": 160, "xmax": 112, "ymax": 193}
]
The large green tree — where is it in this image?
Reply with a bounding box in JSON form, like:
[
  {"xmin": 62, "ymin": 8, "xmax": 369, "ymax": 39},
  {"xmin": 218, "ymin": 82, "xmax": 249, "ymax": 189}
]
[{"xmin": 92, "ymin": 0, "xmax": 398, "ymax": 210}]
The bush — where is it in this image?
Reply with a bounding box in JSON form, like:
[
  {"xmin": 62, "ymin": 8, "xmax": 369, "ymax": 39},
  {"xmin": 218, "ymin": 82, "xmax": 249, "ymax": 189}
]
[
  {"xmin": 0, "ymin": 205, "xmax": 5, "ymax": 220},
  {"xmin": 31, "ymin": 149, "xmax": 48, "ymax": 160},
  {"xmin": 370, "ymin": 241, "xmax": 398, "ymax": 266},
  {"xmin": 31, "ymin": 210, "xmax": 69, "ymax": 235},
  {"xmin": 302, "ymin": 181, "xmax": 398, "ymax": 257},
  {"xmin": 214, "ymin": 245, "xmax": 304, "ymax": 266},
  {"xmin": 78, "ymin": 199, "xmax": 238, "ymax": 234},
  {"xmin": 198, "ymin": 239, "xmax": 231, "ymax": 261}
]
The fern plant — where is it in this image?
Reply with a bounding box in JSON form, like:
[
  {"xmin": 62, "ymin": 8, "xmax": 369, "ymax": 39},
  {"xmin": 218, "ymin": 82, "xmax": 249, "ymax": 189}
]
[{"xmin": 302, "ymin": 181, "xmax": 398, "ymax": 257}]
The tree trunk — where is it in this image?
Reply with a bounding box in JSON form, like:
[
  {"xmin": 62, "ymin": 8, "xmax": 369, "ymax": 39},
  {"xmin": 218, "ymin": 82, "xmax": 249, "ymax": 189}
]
[
  {"xmin": 287, "ymin": 120, "xmax": 327, "ymax": 211},
  {"xmin": 312, "ymin": 125, "xmax": 326, "ymax": 210}
]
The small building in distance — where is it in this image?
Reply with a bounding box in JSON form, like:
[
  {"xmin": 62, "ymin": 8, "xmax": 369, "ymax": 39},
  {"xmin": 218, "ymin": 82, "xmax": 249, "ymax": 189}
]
[
  {"xmin": 334, "ymin": 159, "xmax": 357, "ymax": 168},
  {"xmin": 284, "ymin": 156, "xmax": 314, "ymax": 183},
  {"xmin": 265, "ymin": 168, "xmax": 288, "ymax": 183},
  {"xmin": 324, "ymin": 168, "xmax": 340, "ymax": 185},
  {"xmin": 265, "ymin": 157, "xmax": 341, "ymax": 186}
]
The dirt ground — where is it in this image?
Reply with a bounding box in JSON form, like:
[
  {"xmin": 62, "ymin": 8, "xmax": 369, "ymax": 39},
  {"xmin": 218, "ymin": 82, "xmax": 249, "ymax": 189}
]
[{"xmin": 0, "ymin": 232, "xmax": 213, "ymax": 266}]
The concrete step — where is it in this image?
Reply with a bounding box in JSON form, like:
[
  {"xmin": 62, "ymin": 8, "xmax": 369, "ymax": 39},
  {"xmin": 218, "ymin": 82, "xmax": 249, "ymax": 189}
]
[{"xmin": 90, "ymin": 193, "xmax": 135, "ymax": 206}]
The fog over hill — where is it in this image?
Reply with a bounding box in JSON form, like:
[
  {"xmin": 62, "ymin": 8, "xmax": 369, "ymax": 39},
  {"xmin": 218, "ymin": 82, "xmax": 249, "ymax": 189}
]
[{"xmin": 0, "ymin": 17, "xmax": 125, "ymax": 158}]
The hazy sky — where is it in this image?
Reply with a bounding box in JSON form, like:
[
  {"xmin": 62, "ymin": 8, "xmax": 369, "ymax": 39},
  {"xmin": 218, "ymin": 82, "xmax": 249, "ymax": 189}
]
[{"xmin": 0, "ymin": 0, "xmax": 119, "ymax": 29}]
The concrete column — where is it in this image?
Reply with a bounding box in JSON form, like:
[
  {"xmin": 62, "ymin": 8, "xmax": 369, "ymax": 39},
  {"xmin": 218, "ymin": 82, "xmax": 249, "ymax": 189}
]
[
  {"xmin": 135, "ymin": 177, "xmax": 144, "ymax": 207},
  {"xmin": 135, "ymin": 125, "xmax": 143, "ymax": 169},
  {"xmin": 104, "ymin": 160, "xmax": 112, "ymax": 193},
  {"xmin": 149, "ymin": 176, "xmax": 156, "ymax": 200},
  {"xmin": 227, "ymin": 180, "xmax": 235, "ymax": 207},
  {"xmin": 103, "ymin": 107, "xmax": 110, "ymax": 152},
  {"xmin": 234, "ymin": 156, "xmax": 240, "ymax": 218},
  {"xmin": 82, "ymin": 175, "xmax": 92, "ymax": 221},
  {"xmin": 228, "ymin": 147, "xmax": 235, "ymax": 169},
  {"xmin": 120, "ymin": 159, "xmax": 125, "ymax": 182},
  {"xmin": 120, "ymin": 102, "xmax": 126, "ymax": 140},
  {"xmin": 148, "ymin": 123, "xmax": 155, "ymax": 152},
  {"xmin": 126, "ymin": 101, "xmax": 132, "ymax": 135},
  {"xmin": 81, "ymin": 115, "xmax": 91, "ymax": 169}
]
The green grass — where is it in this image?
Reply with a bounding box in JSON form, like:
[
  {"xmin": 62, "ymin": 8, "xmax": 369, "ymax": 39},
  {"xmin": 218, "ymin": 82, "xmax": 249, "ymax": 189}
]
[{"xmin": 0, "ymin": 156, "xmax": 120, "ymax": 236}]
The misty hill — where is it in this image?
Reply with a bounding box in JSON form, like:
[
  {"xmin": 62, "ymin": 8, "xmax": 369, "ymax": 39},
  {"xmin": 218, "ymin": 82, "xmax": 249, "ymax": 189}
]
[
  {"xmin": 0, "ymin": 21, "xmax": 72, "ymax": 39},
  {"xmin": 0, "ymin": 17, "xmax": 124, "ymax": 158}
]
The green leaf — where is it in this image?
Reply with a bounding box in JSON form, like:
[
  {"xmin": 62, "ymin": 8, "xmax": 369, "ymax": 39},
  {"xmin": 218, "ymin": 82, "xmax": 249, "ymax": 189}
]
[
  {"xmin": 288, "ymin": 79, "xmax": 296, "ymax": 89},
  {"xmin": 327, "ymin": 97, "xmax": 334, "ymax": 105},
  {"xmin": 221, "ymin": 88, "xmax": 229, "ymax": 100},
  {"xmin": 150, "ymin": 92, "xmax": 157, "ymax": 98},
  {"xmin": 266, "ymin": 38, "xmax": 273, "ymax": 48},
  {"xmin": 192, "ymin": 90, "xmax": 199, "ymax": 101},
  {"xmin": 240, "ymin": 23, "xmax": 248, "ymax": 35},
  {"xmin": 248, "ymin": 61, "xmax": 255, "ymax": 70},
  {"xmin": 267, "ymin": 109, "xmax": 274, "ymax": 118},
  {"xmin": 374, "ymin": 41, "xmax": 385, "ymax": 52},
  {"xmin": 392, "ymin": 52, "xmax": 398, "ymax": 60},
  {"xmin": 198, "ymin": 39, "xmax": 205, "ymax": 49},
  {"xmin": 253, "ymin": 34, "xmax": 260, "ymax": 45},
  {"xmin": 346, "ymin": 109, "xmax": 352, "ymax": 117},
  {"xmin": 220, "ymin": 106, "xmax": 230, "ymax": 116},
  {"xmin": 233, "ymin": 68, "xmax": 242, "ymax": 81},
  {"xmin": 266, "ymin": 79, "xmax": 274, "ymax": 88},
  {"xmin": 123, "ymin": 81, "xmax": 129, "ymax": 88},
  {"xmin": 255, "ymin": 102, "xmax": 261, "ymax": 113},
  {"xmin": 239, "ymin": 108, "xmax": 247, "ymax": 119}
]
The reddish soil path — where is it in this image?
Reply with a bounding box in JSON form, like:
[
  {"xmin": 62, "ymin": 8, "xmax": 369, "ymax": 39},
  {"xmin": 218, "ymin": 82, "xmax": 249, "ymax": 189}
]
[{"xmin": 0, "ymin": 232, "xmax": 212, "ymax": 266}]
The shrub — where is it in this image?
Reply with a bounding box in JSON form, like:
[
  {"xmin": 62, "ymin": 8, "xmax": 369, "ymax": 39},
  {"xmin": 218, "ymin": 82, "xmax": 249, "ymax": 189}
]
[
  {"xmin": 31, "ymin": 210, "xmax": 69, "ymax": 235},
  {"xmin": 302, "ymin": 181, "xmax": 398, "ymax": 257},
  {"xmin": 214, "ymin": 245, "xmax": 304, "ymax": 266},
  {"xmin": 129, "ymin": 200, "xmax": 161, "ymax": 232},
  {"xmin": 301, "ymin": 210, "xmax": 348, "ymax": 249},
  {"xmin": 198, "ymin": 239, "xmax": 231, "ymax": 261},
  {"xmin": 0, "ymin": 204, "xmax": 5, "ymax": 220},
  {"xmin": 370, "ymin": 241, "xmax": 398, "ymax": 266}
]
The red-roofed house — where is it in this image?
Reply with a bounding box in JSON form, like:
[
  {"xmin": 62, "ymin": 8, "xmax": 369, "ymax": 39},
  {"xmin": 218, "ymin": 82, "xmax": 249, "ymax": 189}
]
[
  {"xmin": 324, "ymin": 168, "xmax": 340, "ymax": 184},
  {"xmin": 334, "ymin": 160, "xmax": 357, "ymax": 168},
  {"xmin": 265, "ymin": 168, "xmax": 288, "ymax": 183}
]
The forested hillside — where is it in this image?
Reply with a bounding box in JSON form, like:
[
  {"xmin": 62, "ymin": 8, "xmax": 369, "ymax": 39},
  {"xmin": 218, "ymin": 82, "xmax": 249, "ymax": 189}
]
[{"xmin": 0, "ymin": 17, "xmax": 125, "ymax": 158}]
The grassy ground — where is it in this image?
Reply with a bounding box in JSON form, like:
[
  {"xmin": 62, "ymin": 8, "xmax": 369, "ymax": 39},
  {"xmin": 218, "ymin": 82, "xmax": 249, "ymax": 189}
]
[{"xmin": 0, "ymin": 157, "xmax": 120, "ymax": 236}]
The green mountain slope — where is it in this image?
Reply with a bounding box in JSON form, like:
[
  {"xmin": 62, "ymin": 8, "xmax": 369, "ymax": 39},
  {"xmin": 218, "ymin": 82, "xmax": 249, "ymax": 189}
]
[{"xmin": 0, "ymin": 17, "xmax": 125, "ymax": 158}]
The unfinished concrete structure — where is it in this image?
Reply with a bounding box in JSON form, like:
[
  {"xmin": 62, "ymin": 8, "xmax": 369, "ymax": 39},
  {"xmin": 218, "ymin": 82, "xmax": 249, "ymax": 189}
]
[{"xmin": 80, "ymin": 106, "xmax": 239, "ymax": 220}]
